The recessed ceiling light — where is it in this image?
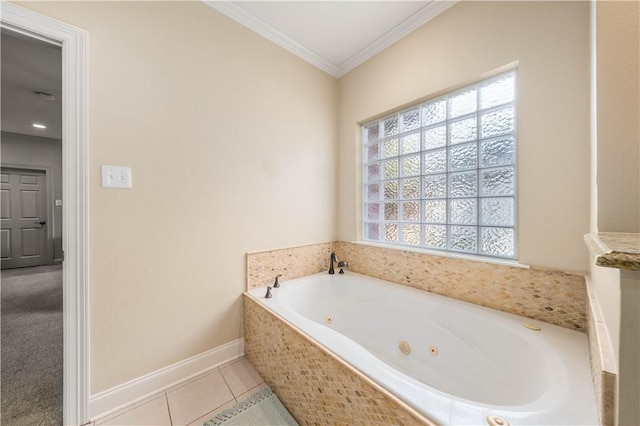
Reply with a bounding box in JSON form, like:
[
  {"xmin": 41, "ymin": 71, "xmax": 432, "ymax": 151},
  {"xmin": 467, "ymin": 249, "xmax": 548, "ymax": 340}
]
[{"xmin": 32, "ymin": 123, "xmax": 47, "ymax": 129}]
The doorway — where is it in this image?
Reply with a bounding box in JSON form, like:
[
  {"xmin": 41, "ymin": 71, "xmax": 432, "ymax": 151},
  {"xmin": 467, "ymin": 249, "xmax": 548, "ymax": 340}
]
[
  {"xmin": 1, "ymin": 28, "xmax": 63, "ymax": 424},
  {"xmin": 1, "ymin": 3, "xmax": 88, "ymax": 424}
]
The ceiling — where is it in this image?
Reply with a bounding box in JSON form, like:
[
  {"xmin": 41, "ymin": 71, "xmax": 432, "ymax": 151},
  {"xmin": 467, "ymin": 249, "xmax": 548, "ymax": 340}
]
[
  {"xmin": 0, "ymin": 1, "xmax": 455, "ymax": 141},
  {"xmin": 1, "ymin": 30, "xmax": 62, "ymax": 140},
  {"xmin": 205, "ymin": 1, "xmax": 457, "ymax": 77}
]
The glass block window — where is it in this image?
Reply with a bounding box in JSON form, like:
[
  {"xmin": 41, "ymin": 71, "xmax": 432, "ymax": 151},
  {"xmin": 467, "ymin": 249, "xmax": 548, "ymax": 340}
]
[{"xmin": 363, "ymin": 71, "xmax": 517, "ymax": 258}]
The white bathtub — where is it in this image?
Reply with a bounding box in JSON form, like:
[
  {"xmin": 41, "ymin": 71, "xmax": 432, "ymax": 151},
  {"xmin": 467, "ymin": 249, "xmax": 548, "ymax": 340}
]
[{"xmin": 247, "ymin": 272, "xmax": 598, "ymax": 425}]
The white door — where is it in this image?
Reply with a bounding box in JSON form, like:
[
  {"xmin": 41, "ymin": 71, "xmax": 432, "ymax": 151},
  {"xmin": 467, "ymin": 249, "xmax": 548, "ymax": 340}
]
[{"xmin": 1, "ymin": 168, "xmax": 49, "ymax": 269}]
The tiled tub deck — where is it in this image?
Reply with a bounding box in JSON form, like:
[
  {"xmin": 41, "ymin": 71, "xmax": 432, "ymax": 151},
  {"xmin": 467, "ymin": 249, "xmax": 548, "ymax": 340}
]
[
  {"xmin": 243, "ymin": 295, "xmax": 433, "ymax": 425},
  {"xmin": 245, "ymin": 241, "xmax": 600, "ymax": 425}
]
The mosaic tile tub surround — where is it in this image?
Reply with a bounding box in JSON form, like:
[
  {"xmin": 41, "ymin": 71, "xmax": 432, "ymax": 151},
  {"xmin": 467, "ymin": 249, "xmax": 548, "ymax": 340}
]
[
  {"xmin": 247, "ymin": 241, "xmax": 587, "ymax": 331},
  {"xmin": 245, "ymin": 241, "xmax": 592, "ymax": 424},
  {"xmin": 586, "ymin": 280, "xmax": 616, "ymax": 426},
  {"xmin": 246, "ymin": 242, "xmax": 334, "ymax": 290},
  {"xmin": 336, "ymin": 242, "xmax": 587, "ymax": 330},
  {"xmin": 243, "ymin": 296, "xmax": 433, "ymax": 426}
]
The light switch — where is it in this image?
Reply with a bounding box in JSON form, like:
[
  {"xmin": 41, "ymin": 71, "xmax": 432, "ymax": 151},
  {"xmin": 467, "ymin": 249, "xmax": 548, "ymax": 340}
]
[
  {"xmin": 55, "ymin": 199, "xmax": 63, "ymax": 206},
  {"xmin": 101, "ymin": 165, "xmax": 132, "ymax": 189}
]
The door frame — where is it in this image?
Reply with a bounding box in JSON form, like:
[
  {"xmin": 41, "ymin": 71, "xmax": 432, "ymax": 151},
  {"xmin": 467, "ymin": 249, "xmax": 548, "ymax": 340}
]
[
  {"xmin": 0, "ymin": 164, "xmax": 55, "ymax": 266},
  {"xmin": 1, "ymin": 3, "xmax": 89, "ymax": 424}
]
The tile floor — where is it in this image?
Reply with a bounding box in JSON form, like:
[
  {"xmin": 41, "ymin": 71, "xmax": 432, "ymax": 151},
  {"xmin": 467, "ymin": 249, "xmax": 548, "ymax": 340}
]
[{"xmin": 91, "ymin": 357, "xmax": 267, "ymax": 426}]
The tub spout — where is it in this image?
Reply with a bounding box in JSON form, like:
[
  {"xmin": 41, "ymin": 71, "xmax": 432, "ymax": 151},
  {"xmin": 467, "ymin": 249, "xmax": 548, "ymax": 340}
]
[{"xmin": 328, "ymin": 252, "xmax": 338, "ymax": 274}]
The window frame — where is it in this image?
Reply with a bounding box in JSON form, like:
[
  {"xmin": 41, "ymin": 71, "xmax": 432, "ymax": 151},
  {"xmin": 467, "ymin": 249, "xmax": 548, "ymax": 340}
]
[{"xmin": 361, "ymin": 70, "xmax": 518, "ymax": 260}]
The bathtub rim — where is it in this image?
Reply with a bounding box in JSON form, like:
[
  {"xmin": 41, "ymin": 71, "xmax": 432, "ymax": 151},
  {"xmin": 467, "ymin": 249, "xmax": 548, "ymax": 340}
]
[
  {"xmin": 273, "ymin": 272, "xmax": 562, "ymax": 407},
  {"xmin": 245, "ymin": 271, "xmax": 598, "ymax": 425},
  {"xmin": 246, "ymin": 274, "xmax": 564, "ymax": 410}
]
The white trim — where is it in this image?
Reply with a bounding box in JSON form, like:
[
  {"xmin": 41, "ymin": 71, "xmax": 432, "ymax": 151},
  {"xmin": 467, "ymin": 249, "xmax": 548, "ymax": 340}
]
[
  {"xmin": 202, "ymin": 0, "xmax": 457, "ymax": 78},
  {"xmin": 1, "ymin": 2, "xmax": 89, "ymax": 425},
  {"xmin": 202, "ymin": 1, "xmax": 338, "ymax": 76},
  {"xmin": 338, "ymin": 1, "xmax": 457, "ymax": 77},
  {"xmin": 585, "ymin": 275, "xmax": 617, "ymax": 374},
  {"xmin": 89, "ymin": 339, "xmax": 245, "ymax": 421}
]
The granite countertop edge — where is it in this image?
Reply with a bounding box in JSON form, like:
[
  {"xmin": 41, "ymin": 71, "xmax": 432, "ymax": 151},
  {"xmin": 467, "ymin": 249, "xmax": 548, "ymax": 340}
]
[{"xmin": 584, "ymin": 232, "xmax": 640, "ymax": 272}]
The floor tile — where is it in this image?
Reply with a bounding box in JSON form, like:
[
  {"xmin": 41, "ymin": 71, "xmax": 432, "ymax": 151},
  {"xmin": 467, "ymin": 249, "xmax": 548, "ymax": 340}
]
[
  {"xmin": 235, "ymin": 383, "xmax": 270, "ymax": 405},
  {"xmin": 96, "ymin": 394, "xmax": 170, "ymax": 426},
  {"xmin": 167, "ymin": 369, "xmax": 234, "ymax": 426},
  {"xmin": 186, "ymin": 399, "xmax": 237, "ymax": 426},
  {"xmin": 219, "ymin": 358, "xmax": 264, "ymax": 397}
]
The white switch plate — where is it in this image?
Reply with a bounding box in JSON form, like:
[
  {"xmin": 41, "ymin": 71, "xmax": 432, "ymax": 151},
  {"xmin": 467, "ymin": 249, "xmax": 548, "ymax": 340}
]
[
  {"xmin": 101, "ymin": 165, "xmax": 132, "ymax": 189},
  {"xmin": 55, "ymin": 199, "xmax": 63, "ymax": 206}
]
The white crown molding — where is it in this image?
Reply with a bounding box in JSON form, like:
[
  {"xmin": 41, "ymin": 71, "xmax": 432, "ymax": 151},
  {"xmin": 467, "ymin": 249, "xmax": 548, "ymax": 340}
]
[
  {"xmin": 203, "ymin": 0, "xmax": 340, "ymax": 76},
  {"xmin": 337, "ymin": 1, "xmax": 458, "ymax": 77},
  {"xmin": 203, "ymin": 0, "xmax": 458, "ymax": 78}
]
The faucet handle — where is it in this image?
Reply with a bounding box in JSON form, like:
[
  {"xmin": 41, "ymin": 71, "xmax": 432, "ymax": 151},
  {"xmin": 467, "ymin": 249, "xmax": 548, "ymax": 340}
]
[
  {"xmin": 273, "ymin": 274, "xmax": 282, "ymax": 288},
  {"xmin": 338, "ymin": 260, "xmax": 348, "ymax": 274},
  {"xmin": 265, "ymin": 286, "xmax": 273, "ymax": 299}
]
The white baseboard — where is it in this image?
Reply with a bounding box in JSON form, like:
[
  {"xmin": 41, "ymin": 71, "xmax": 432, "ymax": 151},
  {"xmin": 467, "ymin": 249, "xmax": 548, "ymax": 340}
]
[{"xmin": 88, "ymin": 338, "xmax": 244, "ymax": 420}]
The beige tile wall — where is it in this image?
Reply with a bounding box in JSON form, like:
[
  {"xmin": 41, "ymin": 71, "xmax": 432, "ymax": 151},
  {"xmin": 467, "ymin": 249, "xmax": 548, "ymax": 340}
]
[
  {"xmin": 247, "ymin": 241, "xmax": 588, "ymax": 331},
  {"xmin": 586, "ymin": 278, "xmax": 617, "ymax": 426},
  {"xmin": 600, "ymin": 372, "xmax": 616, "ymax": 426},
  {"xmin": 246, "ymin": 242, "xmax": 334, "ymax": 289},
  {"xmin": 243, "ymin": 296, "xmax": 434, "ymax": 426},
  {"xmin": 336, "ymin": 242, "xmax": 587, "ymax": 331}
]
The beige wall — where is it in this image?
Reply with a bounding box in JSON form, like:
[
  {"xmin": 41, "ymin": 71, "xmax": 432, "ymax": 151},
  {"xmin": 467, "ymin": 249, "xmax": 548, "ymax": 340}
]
[
  {"xmin": 17, "ymin": 1, "xmax": 337, "ymax": 394},
  {"xmin": 15, "ymin": 0, "xmax": 621, "ymax": 401},
  {"xmin": 590, "ymin": 0, "xmax": 640, "ymax": 385},
  {"xmin": 337, "ymin": 1, "xmax": 591, "ymax": 273},
  {"xmin": 590, "ymin": 2, "xmax": 640, "ymax": 423},
  {"xmin": 596, "ymin": 0, "xmax": 640, "ymax": 233}
]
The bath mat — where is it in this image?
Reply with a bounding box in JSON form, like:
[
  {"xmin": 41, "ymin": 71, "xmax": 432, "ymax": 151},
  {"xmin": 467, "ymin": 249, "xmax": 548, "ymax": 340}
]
[{"xmin": 203, "ymin": 386, "xmax": 298, "ymax": 426}]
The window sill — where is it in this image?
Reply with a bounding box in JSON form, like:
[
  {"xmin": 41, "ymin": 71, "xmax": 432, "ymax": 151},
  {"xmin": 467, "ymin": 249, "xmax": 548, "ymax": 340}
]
[{"xmin": 350, "ymin": 240, "xmax": 530, "ymax": 269}]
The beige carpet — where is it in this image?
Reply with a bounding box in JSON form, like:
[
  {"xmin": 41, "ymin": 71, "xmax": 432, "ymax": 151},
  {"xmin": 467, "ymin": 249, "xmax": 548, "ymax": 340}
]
[{"xmin": 1, "ymin": 265, "xmax": 63, "ymax": 425}]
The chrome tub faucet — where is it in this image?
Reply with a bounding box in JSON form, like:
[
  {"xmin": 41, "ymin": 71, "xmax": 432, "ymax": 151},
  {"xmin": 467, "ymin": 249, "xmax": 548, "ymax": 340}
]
[{"xmin": 329, "ymin": 252, "xmax": 348, "ymax": 274}]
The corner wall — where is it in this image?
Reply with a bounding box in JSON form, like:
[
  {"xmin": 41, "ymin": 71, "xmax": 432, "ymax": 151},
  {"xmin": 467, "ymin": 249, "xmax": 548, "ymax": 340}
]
[
  {"xmin": 595, "ymin": 0, "xmax": 640, "ymax": 233},
  {"xmin": 16, "ymin": 1, "xmax": 338, "ymax": 395},
  {"xmin": 337, "ymin": 1, "xmax": 590, "ymax": 273},
  {"xmin": 589, "ymin": 0, "xmax": 640, "ymax": 369},
  {"xmin": 587, "ymin": 1, "xmax": 640, "ymax": 424}
]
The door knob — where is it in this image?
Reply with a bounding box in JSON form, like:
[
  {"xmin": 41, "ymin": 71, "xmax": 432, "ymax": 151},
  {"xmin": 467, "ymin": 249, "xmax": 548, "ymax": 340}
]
[{"xmin": 34, "ymin": 221, "xmax": 46, "ymax": 226}]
